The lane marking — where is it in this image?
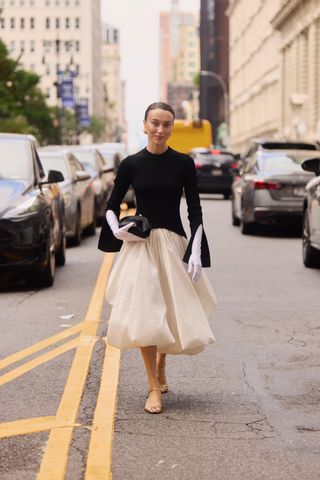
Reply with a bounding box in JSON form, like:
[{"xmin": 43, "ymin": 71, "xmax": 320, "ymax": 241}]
[
  {"xmin": 0, "ymin": 416, "xmax": 81, "ymax": 439},
  {"xmin": 37, "ymin": 253, "xmax": 114, "ymax": 480},
  {"xmin": 0, "ymin": 338, "xmax": 80, "ymax": 387},
  {"xmin": 85, "ymin": 341, "xmax": 121, "ymax": 479},
  {"xmin": 0, "ymin": 321, "xmax": 86, "ymax": 371}
]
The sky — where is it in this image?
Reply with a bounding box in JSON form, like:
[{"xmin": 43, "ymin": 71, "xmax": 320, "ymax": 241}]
[{"xmin": 101, "ymin": 0, "xmax": 200, "ymax": 151}]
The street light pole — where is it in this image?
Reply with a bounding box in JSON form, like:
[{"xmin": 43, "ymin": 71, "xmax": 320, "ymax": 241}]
[{"xmin": 200, "ymin": 70, "xmax": 229, "ymax": 130}]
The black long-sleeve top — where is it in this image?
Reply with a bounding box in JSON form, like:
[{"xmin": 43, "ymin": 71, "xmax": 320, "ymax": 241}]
[{"xmin": 97, "ymin": 147, "xmax": 211, "ymax": 267}]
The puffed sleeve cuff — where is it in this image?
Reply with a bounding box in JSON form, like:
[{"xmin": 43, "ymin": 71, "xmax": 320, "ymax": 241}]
[
  {"xmin": 97, "ymin": 215, "xmax": 123, "ymax": 252},
  {"xmin": 182, "ymin": 225, "xmax": 211, "ymax": 267}
]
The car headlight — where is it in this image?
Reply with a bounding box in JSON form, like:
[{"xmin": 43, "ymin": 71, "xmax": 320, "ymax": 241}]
[{"xmin": 3, "ymin": 197, "xmax": 39, "ymax": 221}]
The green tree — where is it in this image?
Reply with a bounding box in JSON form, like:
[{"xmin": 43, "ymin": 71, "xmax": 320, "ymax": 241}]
[
  {"xmin": 86, "ymin": 115, "xmax": 107, "ymax": 142},
  {"xmin": 0, "ymin": 39, "xmax": 57, "ymax": 143}
]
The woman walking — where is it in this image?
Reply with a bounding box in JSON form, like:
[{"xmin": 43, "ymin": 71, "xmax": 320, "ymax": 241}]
[{"xmin": 98, "ymin": 102, "xmax": 216, "ymax": 414}]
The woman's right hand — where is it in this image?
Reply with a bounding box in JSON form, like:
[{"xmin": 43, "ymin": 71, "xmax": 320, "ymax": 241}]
[{"xmin": 113, "ymin": 222, "xmax": 146, "ymax": 242}]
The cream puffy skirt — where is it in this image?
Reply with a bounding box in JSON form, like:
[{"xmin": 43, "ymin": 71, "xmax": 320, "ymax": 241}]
[{"xmin": 105, "ymin": 229, "xmax": 216, "ymax": 355}]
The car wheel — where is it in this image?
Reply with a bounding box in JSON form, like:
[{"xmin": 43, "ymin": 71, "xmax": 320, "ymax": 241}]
[
  {"xmin": 86, "ymin": 212, "xmax": 96, "ymax": 236},
  {"xmin": 302, "ymin": 210, "xmax": 320, "ymax": 268},
  {"xmin": 69, "ymin": 209, "xmax": 82, "ymax": 246},
  {"xmin": 27, "ymin": 224, "xmax": 56, "ymax": 287},
  {"xmin": 231, "ymin": 198, "xmax": 240, "ymax": 226},
  {"xmin": 56, "ymin": 231, "xmax": 66, "ymax": 266}
]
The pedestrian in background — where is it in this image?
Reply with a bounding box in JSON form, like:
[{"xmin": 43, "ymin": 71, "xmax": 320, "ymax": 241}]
[{"xmin": 98, "ymin": 102, "xmax": 216, "ymax": 414}]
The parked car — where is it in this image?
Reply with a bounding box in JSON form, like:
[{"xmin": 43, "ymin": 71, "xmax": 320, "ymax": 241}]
[
  {"xmin": 301, "ymin": 157, "xmax": 320, "ymax": 267},
  {"xmin": 231, "ymin": 149, "xmax": 316, "ymax": 234},
  {"xmin": 94, "ymin": 143, "xmax": 136, "ymax": 208},
  {"xmin": 69, "ymin": 146, "xmax": 115, "ymax": 224},
  {"xmin": 188, "ymin": 148, "xmax": 238, "ymax": 199},
  {"xmin": 38, "ymin": 149, "xmax": 96, "ymax": 245},
  {"xmin": 240, "ymin": 139, "xmax": 318, "ymax": 161},
  {"xmin": 0, "ymin": 133, "xmax": 65, "ymax": 287}
]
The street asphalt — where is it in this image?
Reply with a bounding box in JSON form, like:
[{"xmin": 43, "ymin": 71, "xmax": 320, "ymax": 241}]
[{"xmin": 0, "ymin": 197, "xmax": 320, "ymax": 479}]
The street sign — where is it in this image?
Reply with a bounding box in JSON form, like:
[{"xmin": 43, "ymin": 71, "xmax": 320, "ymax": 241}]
[
  {"xmin": 76, "ymin": 98, "xmax": 90, "ymax": 127},
  {"xmin": 60, "ymin": 77, "xmax": 75, "ymax": 108}
]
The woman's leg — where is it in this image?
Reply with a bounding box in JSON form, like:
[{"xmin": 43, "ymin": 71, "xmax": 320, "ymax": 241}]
[
  {"xmin": 140, "ymin": 346, "xmax": 162, "ymax": 413},
  {"xmin": 156, "ymin": 352, "xmax": 168, "ymax": 393}
]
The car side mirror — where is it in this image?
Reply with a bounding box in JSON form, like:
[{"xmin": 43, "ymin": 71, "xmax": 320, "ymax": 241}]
[
  {"xmin": 48, "ymin": 169, "xmax": 64, "ymax": 183},
  {"xmin": 101, "ymin": 165, "xmax": 114, "ymax": 174},
  {"xmin": 301, "ymin": 158, "xmax": 320, "ymax": 176},
  {"xmin": 76, "ymin": 170, "xmax": 91, "ymax": 181},
  {"xmin": 40, "ymin": 169, "xmax": 64, "ymax": 185}
]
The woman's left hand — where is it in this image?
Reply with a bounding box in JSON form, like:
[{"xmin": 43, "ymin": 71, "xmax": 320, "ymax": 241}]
[{"xmin": 188, "ymin": 254, "xmax": 202, "ymax": 282}]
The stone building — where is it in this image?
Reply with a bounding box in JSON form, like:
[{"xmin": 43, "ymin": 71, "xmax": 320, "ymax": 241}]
[
  {"xmin": 0, "ymin": 0, "xmax": 103, "ymax": 116},
  {"xmin": 272, "ymin": 0, "xmax": 320, "ymax": 143},
  {"xmin": 227, "ymin": 0, "xmax": 282, "ymax": 152}
]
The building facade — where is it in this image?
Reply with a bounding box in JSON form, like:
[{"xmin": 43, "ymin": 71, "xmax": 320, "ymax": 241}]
[
  {"xmin": 272, "ymin": 0, "xmax": 320, "ymax": 143},
  {"xmin": 227, "ymin": 0, "xmax": 281, "ymax": 152},
  {"xmin": 101, "ymin": 23, "xmax": 126, "ymax": 142},
  {"xmin": 159, "ymin": 0, "xmax": 200, "ymax": 119},
  {"xmin": 0, "ymin": 0, "xmax": 103, "ymax": 116},
  {"xmin": 200, "ymin": 0, "xmax": 229, "ymax": 145}
]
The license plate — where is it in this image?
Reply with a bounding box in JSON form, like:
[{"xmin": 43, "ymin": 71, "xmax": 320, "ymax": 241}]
[
  {"xmin": 211, "ymin": 169, "xmax": 222, "ymax": 176},
  {"xmin": 293, "ymin": 187, "xmax": 305, "ymax": 197}
]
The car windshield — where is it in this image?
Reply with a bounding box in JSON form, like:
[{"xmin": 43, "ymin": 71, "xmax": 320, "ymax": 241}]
[
  {"xmin": 39, "ymin": 154, "xmax": 69, "ymax": 179},
  {"xmin": 0, "ymin": 140, "xmax": 32, "ymax": 180},
  {"xmin": 73, "ymin": 151, "xmax": 97, "ymax": 173},
  {"xmin": 261, "ymin": 153, "xmax": 305, "ymax": 174}
]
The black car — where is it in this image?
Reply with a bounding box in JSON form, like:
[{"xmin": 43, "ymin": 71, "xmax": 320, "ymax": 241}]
[
  {"xmin": 188, "ymin": 148, "xmax": 237, "ymax": 199},
  {"xmin": 301, "ymin": 157, "xmax": 320, "ymax": 268},
  {"xmin": 0, "ymin": 133, "xmax": 65, "ymax": 287}
]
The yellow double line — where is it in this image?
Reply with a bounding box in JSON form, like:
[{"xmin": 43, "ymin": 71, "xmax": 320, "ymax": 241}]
[{"xmin": 0, "ymin": 252, "xmax": 121, "ymax": 479}]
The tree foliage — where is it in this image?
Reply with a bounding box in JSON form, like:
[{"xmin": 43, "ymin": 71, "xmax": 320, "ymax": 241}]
[{"xmin": 0, "ymin": 39, "xmax": 57, "ymax": 143}]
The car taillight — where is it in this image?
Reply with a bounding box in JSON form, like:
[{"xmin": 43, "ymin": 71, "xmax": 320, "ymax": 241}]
[
  {"xmin": 254, "ymin": 179, "xmax": 281, "ymax": 190},
  {"xmin": 230, "ymin": 162, "xmax": 238, "ymax": 169},
  {"xmin": 195, "ymin": 162, "xmax": 203, "ymax": 169},
  {"xmin": 211, "ymin": 149, "xmax": 221, "ymax": 154}
]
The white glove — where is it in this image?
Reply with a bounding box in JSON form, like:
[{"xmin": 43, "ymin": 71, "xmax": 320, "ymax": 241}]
[
  {"xmin": 106, "ymin": 210, "xmax": 146, "ymax": 242},
  {"xmin": 188, "ymin": 225, "xmax": 203, "ymax": 283}
]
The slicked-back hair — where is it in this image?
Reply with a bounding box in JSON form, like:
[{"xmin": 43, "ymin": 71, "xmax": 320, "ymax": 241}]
[{"xmin": 144, "ymin": 102, "xmax": 175, "ymax": 121}]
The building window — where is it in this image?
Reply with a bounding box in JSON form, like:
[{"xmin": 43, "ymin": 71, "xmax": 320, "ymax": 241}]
[
  {"xmin": 65, "ymin": 17, "xmax": 70, "ymax": 29},
  {"xmin": 30, "ymin": 63, "xmax": 35, "ymax": 71},
  {"xmin": 46, "ymin": 65, "xmax": 50, "ymax": 75},
  {"xmin": 10, "ymin": 41, "xmax": 15, "ymax": 53},
  {"xmin": 20, "ymin": 40, "xmax": 25, "ymax": 53},
  {"xmin": 75, "ymin": 17, "xmax": 80, "ymax": 29},
  {"xmin": 30, "ymin": 0, "xmax": 34, "ymax": 5},
  {"xmin": 10, "ymin": 18, "xmax": 15, "ymax": 29},
  {"xmin": 65, "ymin": 0, "xmax": 70, "ymax": 4},
  {"xmin": 75, "ymin": 0, "xmax": 79, "ymax": 5},
  {"xmin": 76, "ymin": 64, "xmax": 80, "ymax": 75},
  {"xmin": 56, "ymin": 18, "xmax": 60, "ymax": 29},
  {"xmin": 20, "ymin": 18, "xmax": 25, "ymax": 29},
  {"xmin": 46, "ymin": 87, "xmax": 50, "ymax": 98},
  {"xmin": 46, "ymin": 17, "xmax": 50, "ymax": 29},
  {"xmin": 30, "ymin": 17, "xmax": 35, "ymax": 29},
  {"xmin": 113, "ymin": 30, "xmax": 118, "ymax": 43},
  {"xmin": 0, "ymin": 18, "xmax": 5, "ymax": 29},
  {"xmin": 76, "ymin": 40, "xmax": 80, "ymax": 51},
  {"xmin": 30, "ymin": 40, "xmax": 35, "ymax": 52},
  {"xmin": 45, "ymin": 0, "xmax": 50, "ymax": 4}
]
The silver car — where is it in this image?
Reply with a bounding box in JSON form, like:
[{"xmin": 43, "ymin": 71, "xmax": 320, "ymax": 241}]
[
  {"xmin": 301, "ymin": 157, "xmax": 320, "ymax": 267},
  {"xmin": 39, "ymin": 149, "xmax": 96, "ymax": 245},
  {"xmin": 69, "ymin": 146, "xmax": 115, "ymax": 224},
  {"xmin": 231, "ymin": 149, "xmax": 316, "ymax": 234}
]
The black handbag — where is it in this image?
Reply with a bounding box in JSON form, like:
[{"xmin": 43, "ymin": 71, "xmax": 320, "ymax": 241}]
[{"xmin": 118, "ymin": 214, "xmax": 151, "ymax": 239}]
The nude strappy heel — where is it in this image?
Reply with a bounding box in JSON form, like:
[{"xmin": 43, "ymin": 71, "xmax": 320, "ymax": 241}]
[{"xmin": 145, "ymin": 387, "xmax": 162, "ymax": 414}]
